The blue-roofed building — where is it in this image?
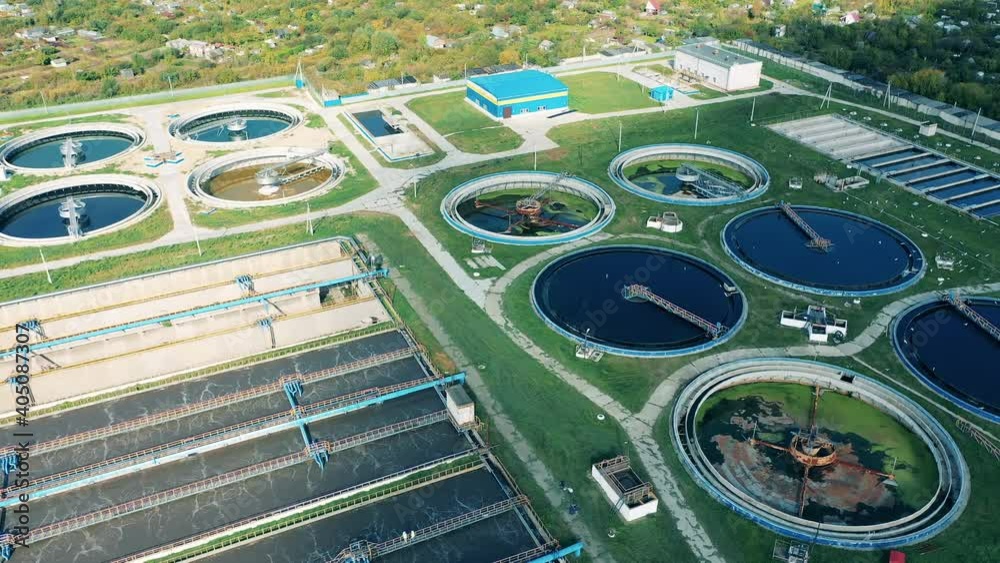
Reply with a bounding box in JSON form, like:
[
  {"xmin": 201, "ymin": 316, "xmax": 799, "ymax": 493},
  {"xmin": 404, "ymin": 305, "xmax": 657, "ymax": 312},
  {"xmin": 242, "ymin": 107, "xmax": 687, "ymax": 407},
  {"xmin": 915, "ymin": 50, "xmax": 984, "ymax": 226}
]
[{"xmin": 466, "ymin": 69, "xmax": 569, "ymax": 119}]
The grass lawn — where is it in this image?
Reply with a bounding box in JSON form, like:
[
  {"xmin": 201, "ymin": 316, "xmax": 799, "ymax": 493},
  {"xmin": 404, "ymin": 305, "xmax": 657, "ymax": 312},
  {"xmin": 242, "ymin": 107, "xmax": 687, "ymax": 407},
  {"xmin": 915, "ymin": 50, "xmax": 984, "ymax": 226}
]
[
  {"xmin": 1, "ymin": 112, "xmax": 131, "ymax": 133},
  {"xmin": 560, "ymin": 72, "xmax": 660, "ymax": 113},
  {"xmin": 0, "ymin": 212, "xmax": 699, "ymax": 563},
  {"xmin": 255, "ymin": 89, "xmax": 296, "ymax": 98},
  {"xmin": 654, "ymin": 339, "xmax": 1000, "ymax": 563},
  {"xmin": 689, "ymin": 87, "xmax": 729, "ymax": 100},
  {"xmin": 404, "ymin": 93, "xmax": 1000, "ymax": 412},
  {"xmin": 188, "ymin": 141, "xmax": 378, "ymax": 229},
  {"xmin": 0, "ymin": 77, "xmax": 290, "ymax": 127},
  {"xmin": 447, "ymin": 126, "xmax": 524, "ymax": 154},
  {"xmin": 304, "ymin": 112, "xmax": 325, "ymax": 128},
  {"xmin": 406, "ymin": 92, "xmax": 523, "ymax": 154},
  {"xmin": 636, "ymin": 64, "xmax": 674, "ymax": 77},
  {"xmin": 0, "ymin": 202, "xmax": 173, "ymax": 272},
  {"xmin": 364, "ymin": 218, "xmax": 699, "ymax": 563}
]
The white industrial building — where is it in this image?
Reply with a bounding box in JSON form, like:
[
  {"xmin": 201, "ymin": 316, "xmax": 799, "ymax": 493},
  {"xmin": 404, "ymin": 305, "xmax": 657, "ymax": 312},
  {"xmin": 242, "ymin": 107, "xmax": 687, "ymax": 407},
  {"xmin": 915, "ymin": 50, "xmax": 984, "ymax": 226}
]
[
  {"xmin": 779, "ymin": 305, "xmax": 848, "ymax": 344},
  {"xmin": 592, "ymin": 456, "xmax": 658, "ymax": 521},
  {"xmin": 674, "ymin": 42, "xmax": 762, "ymax": 91}
]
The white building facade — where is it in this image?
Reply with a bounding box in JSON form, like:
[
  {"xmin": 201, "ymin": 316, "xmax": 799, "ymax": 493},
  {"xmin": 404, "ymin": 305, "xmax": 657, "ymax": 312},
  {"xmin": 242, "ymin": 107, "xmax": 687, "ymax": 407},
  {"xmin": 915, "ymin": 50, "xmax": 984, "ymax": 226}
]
[{"xmin": 674, "ymin": 43, "xmax": 762, "ymax": 91}]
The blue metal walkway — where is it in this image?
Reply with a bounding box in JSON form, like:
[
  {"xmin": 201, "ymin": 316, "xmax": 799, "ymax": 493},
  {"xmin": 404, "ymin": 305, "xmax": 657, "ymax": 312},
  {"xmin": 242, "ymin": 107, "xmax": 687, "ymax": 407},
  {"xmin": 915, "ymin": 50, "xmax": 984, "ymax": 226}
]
[{"xmin": 0, "ymin": 269, "xmax": 388, "ymax": 360}]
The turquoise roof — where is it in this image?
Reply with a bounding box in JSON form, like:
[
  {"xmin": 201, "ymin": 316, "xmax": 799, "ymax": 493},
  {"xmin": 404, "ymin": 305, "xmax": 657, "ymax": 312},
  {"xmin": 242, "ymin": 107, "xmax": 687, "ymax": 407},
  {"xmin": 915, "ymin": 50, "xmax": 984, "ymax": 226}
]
[{"xmin": 468, "ymin": 70, "xmax": 568, "ymax": 101}]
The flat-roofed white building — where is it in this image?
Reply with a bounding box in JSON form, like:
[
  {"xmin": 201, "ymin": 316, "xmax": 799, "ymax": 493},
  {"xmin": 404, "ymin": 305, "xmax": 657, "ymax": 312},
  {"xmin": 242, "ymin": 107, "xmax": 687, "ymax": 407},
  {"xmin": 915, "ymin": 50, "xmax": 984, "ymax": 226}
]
[{"xmin": 674, "ymin": 42, "xmax": 762, "ymax": 91}]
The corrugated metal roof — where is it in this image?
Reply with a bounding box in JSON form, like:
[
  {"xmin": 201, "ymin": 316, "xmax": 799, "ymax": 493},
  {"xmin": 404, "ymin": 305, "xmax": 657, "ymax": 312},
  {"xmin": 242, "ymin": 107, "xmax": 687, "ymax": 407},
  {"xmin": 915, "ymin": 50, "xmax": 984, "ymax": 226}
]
[
  {"xmin": 468, "ymin": 69, "xmax": 567, "ymax": 101},
  {"xmin": 677, "ymin": 43, "xmax": 758, "ymax": 69}
]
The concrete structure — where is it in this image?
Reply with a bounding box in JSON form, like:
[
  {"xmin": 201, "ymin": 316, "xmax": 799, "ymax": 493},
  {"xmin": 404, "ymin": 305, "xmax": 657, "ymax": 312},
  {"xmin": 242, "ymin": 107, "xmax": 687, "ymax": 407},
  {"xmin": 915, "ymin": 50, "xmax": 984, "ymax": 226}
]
[
  {"xmin": 646, "ymin": 211, "xmax": 683, "ymax": 232},
  {"xmin": 343, "ymin": 109, "xmax": 434, "ymax": 162},
  {"xmin": 672, "ymin": 358, "xmax": 970, "ymax": 550},
  {"xmin": 168, "ymin": 102, "xmax": 303, "ymax": 146},
  {"xmin": 891, "ymin": 296, "xmax": 1000, "ymax": 424},
  {"xmin": 465, "ymin": 70, "xmax": 568, "ymax": 119},
  {"xmin": 0, "ymin": 122, "xmax": 146, "ymax": 173},
  {"xmin": 674, "ymin": 42, "xmax": 762, "ymax": 91},
  {"xmin": 608, "ymin": 143, "xmax": 770, "ymax": 206},
  {"xmin": 592, "ymin": 456, "xmax": 659, "ymax": 521},
  {"xmin": 779, "ymin": 305, "xmax": 848, "ymax": 343},
  {"xmin": 0, "ymin": 174, "xmax": 162, "ymax": 246},
  {"xmin": 772, "ymin": 115, "xmax": 1000, "ymax": 220},
  {"xmin": 0, "ymin": 329, "xmax": 581, "ymax": 563},
  {"xmin": 440, "ymin": 171, "xmax": 616, "ymax": 246},
  {"xmin": 0, "ymin": 239, "xmax": 391, "ymax": 411},
  {"xmin": 445, "ymin": 385, "xmax": 475, "ymax": 427},
  {"xmin": 531, "ymin": 245, "xmax": 748, "ymax": 358},
  {"xmin": 935, "ymin": 254, "xmax": 955, "ymax": 270},
  {"xmin": 650, "ymin": 84, "xmax": 674, "ymax": 102},
  {"xmin": 186, "ymin": 147, "xmax": 346, "ymax": 208}
]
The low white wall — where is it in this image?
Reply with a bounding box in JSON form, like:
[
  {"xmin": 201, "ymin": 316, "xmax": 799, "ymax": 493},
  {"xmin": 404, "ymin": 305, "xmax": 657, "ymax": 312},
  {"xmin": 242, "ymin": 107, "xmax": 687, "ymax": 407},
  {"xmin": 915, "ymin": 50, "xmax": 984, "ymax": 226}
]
[{"xmin": 590, "ymin": 465, "xmax": 658, "ymax": 522}]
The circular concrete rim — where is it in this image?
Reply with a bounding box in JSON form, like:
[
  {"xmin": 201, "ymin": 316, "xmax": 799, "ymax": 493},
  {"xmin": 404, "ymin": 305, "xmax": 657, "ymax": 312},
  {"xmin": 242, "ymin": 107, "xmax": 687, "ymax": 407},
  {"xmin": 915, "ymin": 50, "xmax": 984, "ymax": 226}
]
[
  {"xmin": 440, "ymin": 170, "xmax": 616, "ymax": 246},
  {"xmin": 168, "ymin": 103, "xmax": 303, "ymax": 146},
  {"xmin": 607, "ymin": 143, "xmax": 770, "ymax": 206},
  {"xmin": 529, "ymin": 243, "xmax": 748, "ymax": 357},
  {"xmin": 721, "ymin": 204, "xmax": 927, "ymax": 297},
  {"xmin": 671, "ymin": 358, "xmax": 969, "ymax": 550},
  {"xmin": 0, "ymin": 174, "xmax": 163, "ymax": 246},
  {"xmin": 187, "ymin": 147, "xmax": 346, "ymax": 209},
  {"xmin": 891, "ymin": 296, "xmax": 1000, "ymax": 424},
  {"xmin": 0, "ymin": 123, "xmax": 146, "ymax": 174}
]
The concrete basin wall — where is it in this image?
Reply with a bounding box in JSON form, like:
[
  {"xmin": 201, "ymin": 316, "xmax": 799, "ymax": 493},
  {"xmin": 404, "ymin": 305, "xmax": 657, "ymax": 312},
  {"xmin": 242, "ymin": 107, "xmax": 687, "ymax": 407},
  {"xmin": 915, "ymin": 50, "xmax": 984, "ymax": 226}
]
[
  {"xmin": 671, "ymin": 358, "xmax": 969, "ymax": 550},
  {"xmin": 440, "ymin": 171, "xmax": 616, "ymax": 246}
]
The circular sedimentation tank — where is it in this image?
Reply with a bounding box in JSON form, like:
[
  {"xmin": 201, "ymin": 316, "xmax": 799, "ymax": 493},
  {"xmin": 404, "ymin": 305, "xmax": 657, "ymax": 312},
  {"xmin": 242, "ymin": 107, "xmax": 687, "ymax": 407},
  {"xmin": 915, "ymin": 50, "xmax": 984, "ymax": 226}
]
[
  {"xmin": 531, "ymin": 245, "xmax": 746, "ymax": 357},
  {"xmin": 0, "ymin": 123, "xmax": 145, "ymax": 171},
  {"xmin": 0, "ymin": 174, "xmax": 161, "ymax": 245},
  {"xmin": 722, "ymin": 204, "xmax": 925, "ymax": 296},
  {"xmin": 892, "ymin": 296, "xmax": 1000, "ymax": 423},
  {"xmin": 672, "ymin": 358, "xmax": 969, "ymax": 549},
  {"xmin": 608, "ymin": 143, "xmax": 769, "ymax": 205},
  {"xmin": 169, "ymin": 103, "xmax": 302, "ymax": 144},
  {"xmin": 187, "ymin": 148, "xmax": 345, "ymax": 208},
  {"xmin": 440, "ymin": 171, "xmax": 615, "ymax": 246}
]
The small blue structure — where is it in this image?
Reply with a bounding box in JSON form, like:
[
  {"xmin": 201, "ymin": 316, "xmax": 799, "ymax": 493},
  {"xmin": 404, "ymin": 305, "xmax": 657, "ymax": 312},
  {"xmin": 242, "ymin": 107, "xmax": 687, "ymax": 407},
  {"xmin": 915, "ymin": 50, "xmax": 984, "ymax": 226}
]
[
  {"xmin": 466, "ymin": 70, "xmax": 568, "ymax": 119},
  {"xmin": 650, "ymin": 85, "xmax": 674, "ymax": 102}
]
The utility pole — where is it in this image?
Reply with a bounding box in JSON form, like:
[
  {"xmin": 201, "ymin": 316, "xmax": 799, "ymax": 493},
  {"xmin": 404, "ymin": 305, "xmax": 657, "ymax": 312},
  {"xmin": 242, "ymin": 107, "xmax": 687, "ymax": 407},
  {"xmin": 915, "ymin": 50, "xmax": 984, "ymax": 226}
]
[
  {"xmin": 970, "ymin": 108, "xmax": 982, "ymax": 143},
  {"xmin": 41, "ymin": 91, "xmax": 48, "ymax": 114},
  {"xmin": 39, "ymin": 248, "xmax": 52, "ymax": 284},
  {"xmin": 306, "ymin": 202, "xmax": 314, "ymax": 235},
  {"xmin": 193, "ymin": 228, "xmax": 202, "ymax": 256},
  {"xmin": 617, "ymin": 121, "xmax": 623, "ymax": 151},
  {"xmin": 749, "ymin": 97, "xmax": 756, "ymax": 123},
  {"xmin": 883, "ymin": 80, "xmax": 891, "ymax": 109},
  {"xmin": 167, "ymin": 75, "xmax": 175, "ymax": 99},
  {"xmin": 693, "ymin": 109, "xmax": 699, "ymax": 140},
  {"xmin": 533, "ymin": 144, "xmax": 537, "ymax": 170}
]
